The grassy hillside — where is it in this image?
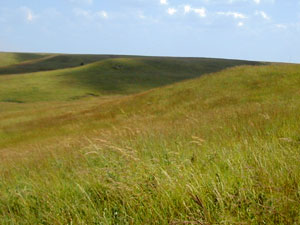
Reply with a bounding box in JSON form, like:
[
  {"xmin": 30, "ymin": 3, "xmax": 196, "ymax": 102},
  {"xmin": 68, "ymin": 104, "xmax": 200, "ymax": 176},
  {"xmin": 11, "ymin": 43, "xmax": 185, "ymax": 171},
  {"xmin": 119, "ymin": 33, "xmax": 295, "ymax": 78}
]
[
  {"xmin": 0, "ymin": 54, "xmax": 120, "ymax": 75},
  {"xmin": 0, "ymin": 56, "xmax": 259, "ymax": 103},
  {"xmin": 0, "ymin": 53, "xmax": 299, "ymax": 224},
  {"xmin": 0, "ymin": 52, "xmax": 49, "ymax": 67}
]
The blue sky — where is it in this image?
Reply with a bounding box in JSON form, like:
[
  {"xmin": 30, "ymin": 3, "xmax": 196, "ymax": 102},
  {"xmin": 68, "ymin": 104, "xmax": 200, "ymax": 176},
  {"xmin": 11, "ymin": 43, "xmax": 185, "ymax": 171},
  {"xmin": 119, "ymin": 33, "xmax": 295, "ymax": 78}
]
[{"xmin": 0, "ymin": 0, "xmax": 300, "ymax": 62}]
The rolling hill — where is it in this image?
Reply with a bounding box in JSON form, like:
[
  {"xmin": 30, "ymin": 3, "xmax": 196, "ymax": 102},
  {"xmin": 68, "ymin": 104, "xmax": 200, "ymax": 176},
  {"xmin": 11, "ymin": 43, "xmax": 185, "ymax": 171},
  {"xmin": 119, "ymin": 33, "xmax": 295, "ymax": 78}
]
[
  {"xmin": 0, "ymin": 54, "xmax": 260, "ymax": 103},
  {"xmin": 0, "ymin": 53, "xmax": 299, "ymax": 225},
  {"xmin": 0, "ymin": 52, "xmax": 50, "ymax": 67}
]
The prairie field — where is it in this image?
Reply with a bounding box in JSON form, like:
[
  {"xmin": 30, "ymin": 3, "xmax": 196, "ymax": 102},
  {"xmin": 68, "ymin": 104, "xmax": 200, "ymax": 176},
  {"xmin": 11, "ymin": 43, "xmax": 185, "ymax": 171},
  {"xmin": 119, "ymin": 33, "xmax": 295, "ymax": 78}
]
[{"xmin": 0, "ymin": 52, "xmax": 299, "ymax": 224}]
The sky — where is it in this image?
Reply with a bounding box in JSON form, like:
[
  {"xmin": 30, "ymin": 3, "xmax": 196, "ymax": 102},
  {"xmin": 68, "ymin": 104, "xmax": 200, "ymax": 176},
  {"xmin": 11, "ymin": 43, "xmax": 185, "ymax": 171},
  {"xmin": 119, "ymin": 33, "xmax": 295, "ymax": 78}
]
[{"xmin": 0, "ymin": 0, "xmax": 300, "ymax": 62}]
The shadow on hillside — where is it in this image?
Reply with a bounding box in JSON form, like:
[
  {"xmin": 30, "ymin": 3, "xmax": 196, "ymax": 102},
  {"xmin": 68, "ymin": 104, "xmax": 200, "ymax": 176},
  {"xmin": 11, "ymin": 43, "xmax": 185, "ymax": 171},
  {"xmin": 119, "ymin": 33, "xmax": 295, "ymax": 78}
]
[
  {"xmin": 0, "ymin": 54, "xmax": 120, "ymax": 75},
  {"xmin": 61, "ymin": 57, "xmax": 263, "ymax": 95},
  {"xmin": 14, "ymin": 53, "xmax": 48, "ymax": 62}
]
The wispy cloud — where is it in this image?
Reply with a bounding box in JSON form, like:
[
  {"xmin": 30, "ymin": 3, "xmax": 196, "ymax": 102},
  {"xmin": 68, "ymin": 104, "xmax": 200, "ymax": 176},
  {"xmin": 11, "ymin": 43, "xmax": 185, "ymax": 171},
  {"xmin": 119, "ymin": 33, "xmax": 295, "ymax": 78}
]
[
  {"xmin": 184, "ymin": 5, "xmax": 191, "ymax": 14},
  {"xmin": 184, "ymin": 5, "xmax": 206, "ymax": 17},
  {"xmin": 226, "ymin": 0, "xmax": 274, "ymax": 4},
  {"xmin": 160, "ymin": 0, "xmax": 168, "ymax": 5},
  {"xmin": 193, "ymin": 8, "xmax": 207, "ymax": 17},
  {"xmin": 97, "ymin": 11, "xmax": 108, "ymax": 19},
  {"xmin": 73, "ymin": 8, "xmax": 108, "ymax": 20},
  {"xmin": 138, "ymin": 11, "xmax": 146, "ymax": 19},
  {"xmin": 217, "ymin": 11, "xmax": 247, "ymax": 19},
  {"xmin": 255, "ymin": 10, "xmax": 270, "ymax": 20},
  {"xmin": 275, "ymin": 24, "xmax": 287, "ymax": 29},
  {"xmin": 20, "ymin": 7, "xmax": 37, "ymax": 22},
  {"xmin": 73, "ymin": 8, "xmax": 91, "ymax": 18},
  {"xmin": 237, "ymin": 21, "xmax": 244, "ymax": 27},
  {"xmin": 69, "ymin": 0, "xmax": 93, "ymax": 5}
]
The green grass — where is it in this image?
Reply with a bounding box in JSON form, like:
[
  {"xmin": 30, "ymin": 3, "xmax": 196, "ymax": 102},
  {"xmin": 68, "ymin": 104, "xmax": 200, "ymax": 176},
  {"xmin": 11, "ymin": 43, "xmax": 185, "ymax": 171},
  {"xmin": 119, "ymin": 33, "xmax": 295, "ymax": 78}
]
[
  {"xmin": 0, "ymin": 54, "xmax": 120, "ymax": 75},
  {"xmin": 0, "ymin": 53, "xmax": 299, "ymax": 224},
  {"xmin": 0, "ymin": 52, "xmax": 49, "ymax": 67},
  {"xmin": 0, "ymin": 56, "xmax": 260, "ymax": 103}
]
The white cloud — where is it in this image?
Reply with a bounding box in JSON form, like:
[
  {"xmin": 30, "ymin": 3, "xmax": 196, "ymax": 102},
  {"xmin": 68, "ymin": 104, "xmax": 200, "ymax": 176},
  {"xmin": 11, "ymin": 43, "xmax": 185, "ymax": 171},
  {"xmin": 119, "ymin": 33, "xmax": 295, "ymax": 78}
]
[
  {"xmin": 255, "ymin": 10, "xmax": 270, "ymax": 20},
  {"xmin": 238, "ymin": 21, "xmax": 244, "ymax": 26},
  {"xmin": 160, "ymin": 0, "xmax": 168, "ymax": 5},
  {"xmin": 184, "ymin": 5, "xmax": 206, "ymax": 17},
  {"xmin": 97, "ymin": 11, "xmax": 108, "ymax": 19},
  {"xmin": 167, "ymin": 8, "xmax": 177, "ymax": 15},
  {"xmin": 217, "ymin": 11, "xmax": 247, "ymax": 19},
  {"xmin": 193, "ymin": 8, "xmax": 206, "ymax": 17},
  {"xmin": 20, "ymin": 7, "xmax": 37, "ymax": 22},
  {"xmin": 253, "ymin": 0, "xmax": 260, "ymax": 4},
  {"xmin": 184, "ymin": 5, "xmax": 191, "ymax": 14}
]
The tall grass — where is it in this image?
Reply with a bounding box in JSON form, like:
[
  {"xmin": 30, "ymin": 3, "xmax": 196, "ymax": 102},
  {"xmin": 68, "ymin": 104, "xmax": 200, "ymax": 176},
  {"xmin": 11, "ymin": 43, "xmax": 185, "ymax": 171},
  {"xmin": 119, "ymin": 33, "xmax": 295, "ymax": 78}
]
[{"xmin": 0, "ymin": 63, "xmax": 300, "ymax": 224}]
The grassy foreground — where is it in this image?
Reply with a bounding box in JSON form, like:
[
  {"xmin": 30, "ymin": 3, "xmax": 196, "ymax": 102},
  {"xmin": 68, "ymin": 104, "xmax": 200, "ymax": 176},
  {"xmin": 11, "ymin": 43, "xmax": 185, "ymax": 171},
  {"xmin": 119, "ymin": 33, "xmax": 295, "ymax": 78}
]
[{"xmin": 0, "ymin": 54, "xmax": 299, "ymax": 224}]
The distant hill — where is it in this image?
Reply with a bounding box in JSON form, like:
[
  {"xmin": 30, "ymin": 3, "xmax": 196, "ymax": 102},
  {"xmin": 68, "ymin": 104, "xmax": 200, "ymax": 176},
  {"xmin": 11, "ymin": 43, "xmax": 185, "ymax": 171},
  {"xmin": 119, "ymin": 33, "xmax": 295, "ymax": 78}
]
[
  {"xmin": 0, "ymin": 52, "xmax": 50, "ymax": 67},
  {"xmin": 0, "ymin": 52, "xmax": 261, "ymax": 103}
]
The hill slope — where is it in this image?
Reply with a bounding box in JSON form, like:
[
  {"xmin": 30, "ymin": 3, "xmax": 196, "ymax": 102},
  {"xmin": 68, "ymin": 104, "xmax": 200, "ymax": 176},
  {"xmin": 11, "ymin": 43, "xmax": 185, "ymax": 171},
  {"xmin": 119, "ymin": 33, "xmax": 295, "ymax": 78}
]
[
  {"xmin": 0, "ymin": 54, "xmax": 260, "ymax": 103},
  {"xmin": 0, "ymin": 54, "xmax": 299, "ymax": 224},
  {"xmin": 0, "ymin": 52, "xmax": 50, "ymax": 67},
  {"xmin": 0, "ymin": 54, "xmax": 119, "ymax": 75}
]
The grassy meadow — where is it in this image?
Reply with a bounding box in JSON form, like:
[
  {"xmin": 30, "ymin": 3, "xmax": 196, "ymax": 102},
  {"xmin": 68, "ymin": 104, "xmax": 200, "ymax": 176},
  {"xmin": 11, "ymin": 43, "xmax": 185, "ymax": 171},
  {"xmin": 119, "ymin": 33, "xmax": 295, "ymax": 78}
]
[{"xmin": 0, "ymin": 52, "xmax": 299, "ymax": 224}]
